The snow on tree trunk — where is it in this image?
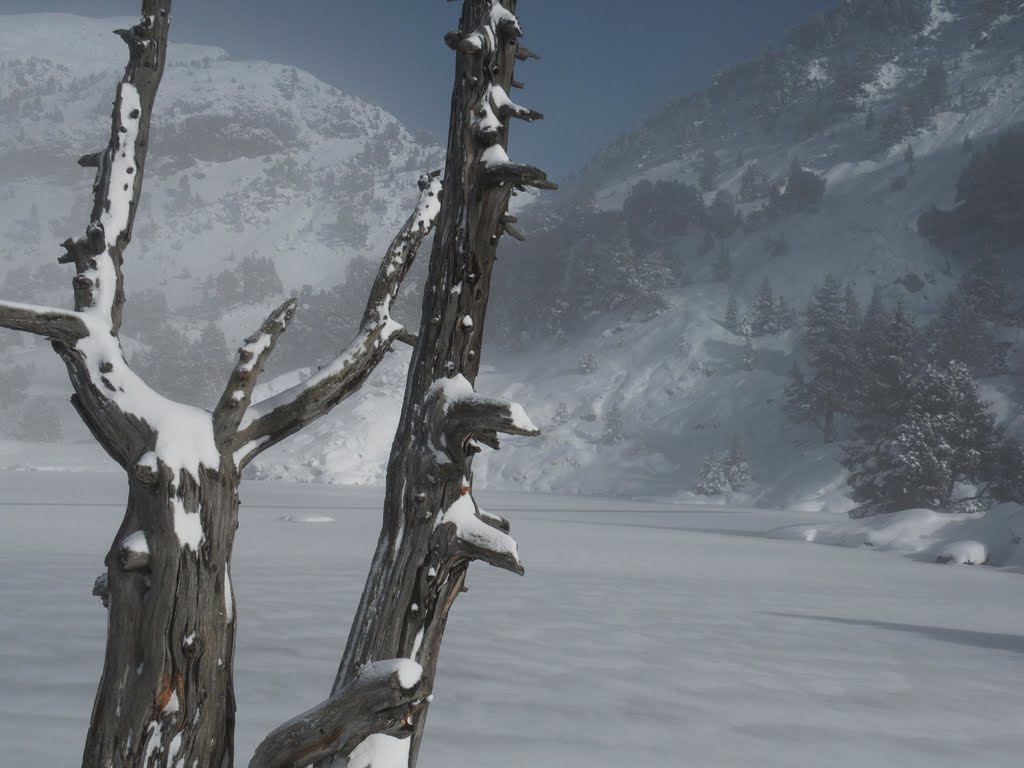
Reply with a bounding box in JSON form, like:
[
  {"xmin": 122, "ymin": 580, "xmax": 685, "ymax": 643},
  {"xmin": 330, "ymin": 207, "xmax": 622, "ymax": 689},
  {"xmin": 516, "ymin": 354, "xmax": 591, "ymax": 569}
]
[
  {"xmin": 85, "ymin": 460, "xmax": 240, "ymax": 767},
  {"xmin": 322, "ymin": 2, "xmax": 553, "ymax": 765}
]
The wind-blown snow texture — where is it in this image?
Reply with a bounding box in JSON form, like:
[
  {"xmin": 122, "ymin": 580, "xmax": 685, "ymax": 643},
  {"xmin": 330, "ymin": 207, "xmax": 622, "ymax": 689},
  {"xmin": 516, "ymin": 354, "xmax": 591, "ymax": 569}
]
[{"xmin": 1, "ymin": 471, "xmax": 1023, "ymax": 767}]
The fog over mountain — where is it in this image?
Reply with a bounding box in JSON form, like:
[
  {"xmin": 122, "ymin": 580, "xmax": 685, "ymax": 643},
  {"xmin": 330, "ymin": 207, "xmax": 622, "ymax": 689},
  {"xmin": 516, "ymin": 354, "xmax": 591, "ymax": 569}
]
[{"xmin": 3, "ymin": 1, "xmax": 1024, "ymax": 513}]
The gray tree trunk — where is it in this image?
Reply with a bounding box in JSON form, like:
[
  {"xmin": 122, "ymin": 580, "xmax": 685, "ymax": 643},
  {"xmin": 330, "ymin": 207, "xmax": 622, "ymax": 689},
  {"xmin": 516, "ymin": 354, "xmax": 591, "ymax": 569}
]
[{"xmin": 325, "ymin": 2, "xmax": 554, "ymax": 765}]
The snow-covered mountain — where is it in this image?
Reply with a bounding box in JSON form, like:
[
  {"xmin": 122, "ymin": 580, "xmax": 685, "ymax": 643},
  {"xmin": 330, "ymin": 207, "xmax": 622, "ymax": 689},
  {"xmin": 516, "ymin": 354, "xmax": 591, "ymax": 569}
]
[
  {"xmin": 0, "ymin": 12, "xmax": 441, "ymax": 454},
  {"xmin": 0, "ymin": 13, "xmax": 442, "ymax": 305},
  {"xmin": 252, "ymin": 0, "xmax": 1024, "ymax": 507},
  {"xmin": 4, "ymin": 2, "xmax": 1024, "ymax": 512}
]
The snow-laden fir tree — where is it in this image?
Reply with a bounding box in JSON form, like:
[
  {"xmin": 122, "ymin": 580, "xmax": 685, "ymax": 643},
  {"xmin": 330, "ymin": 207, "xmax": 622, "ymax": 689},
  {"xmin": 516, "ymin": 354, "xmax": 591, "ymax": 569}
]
[
  {"xmin": 751, "ymin": 277, "xmax": 777, "ymax": 336},
  {"xmin": 845, "ymin": 361, "xmax": 1020, "ymax": 516},
  {"xmin": 774, "ymin": 295, "xmax": 797, "ymax": 331},
  {"xmin": 854, "ymin": 302, "xmax": 918, "ymax": 438},
  {"xmin": 743, "ymin": 333, "xmax": 756, "ymax": 371},
  {"xmin": 695, "ymin": 453, "xmax": 731, "ymax": 495},
  {"xmin": 603, "ymin": 400, "xmax": 625, "ymax": 445},
  {"xmin": 579, "ymin": 352, "xmax": 600, "ymax": 374},
  {"xmin": 725, "ymin": 434, "xmax": 751, "ymax": 490},
  {"xmin": 860, "ymin": 284, "xmax": 887, "ymax": 347},
  {"xmin": 801, "ymin": 274, "xmax": 860, "ymax": 442},
  {"xmin": 551, "ymin": 401, "xmax": 571, "ymax": 426}
]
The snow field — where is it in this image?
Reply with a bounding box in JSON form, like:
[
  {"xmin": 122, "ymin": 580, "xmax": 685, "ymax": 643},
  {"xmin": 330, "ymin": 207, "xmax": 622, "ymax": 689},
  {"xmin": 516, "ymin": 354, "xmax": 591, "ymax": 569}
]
[{"xmin": 1, "ymin": 472, "xmax": 1023, "ymax": 767}]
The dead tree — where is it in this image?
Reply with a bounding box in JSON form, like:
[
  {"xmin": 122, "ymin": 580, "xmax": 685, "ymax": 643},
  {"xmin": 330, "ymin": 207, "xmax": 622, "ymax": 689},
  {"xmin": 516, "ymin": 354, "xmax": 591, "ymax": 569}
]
[
  {"xmin": 313, "ymin": 1, "xmax": 555, "ymax": 765},
  {"xmin": 0, "ymin": 2, "xmax": 441, "ymax": 765}
]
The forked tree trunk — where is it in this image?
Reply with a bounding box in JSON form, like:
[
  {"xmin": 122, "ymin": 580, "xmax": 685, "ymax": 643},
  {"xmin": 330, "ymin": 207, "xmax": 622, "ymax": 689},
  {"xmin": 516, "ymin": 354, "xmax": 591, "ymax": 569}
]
[{"xmin": 326, "ymin": 2, "xmax": 553, "ymax": 765}]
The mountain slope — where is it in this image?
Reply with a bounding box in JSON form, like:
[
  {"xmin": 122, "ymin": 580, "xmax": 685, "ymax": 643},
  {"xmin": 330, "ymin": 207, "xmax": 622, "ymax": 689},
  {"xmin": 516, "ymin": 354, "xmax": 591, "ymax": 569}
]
[{"xmin": 253, "ymin": 0, "xmax": 1024, "ymax": 507}]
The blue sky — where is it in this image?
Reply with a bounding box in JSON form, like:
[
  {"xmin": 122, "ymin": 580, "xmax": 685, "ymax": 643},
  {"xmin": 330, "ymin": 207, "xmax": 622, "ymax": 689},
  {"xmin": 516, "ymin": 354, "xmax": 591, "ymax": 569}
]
[{"xmin": 2, "ymin": 1, "xmax": 839, "ymax": 179}]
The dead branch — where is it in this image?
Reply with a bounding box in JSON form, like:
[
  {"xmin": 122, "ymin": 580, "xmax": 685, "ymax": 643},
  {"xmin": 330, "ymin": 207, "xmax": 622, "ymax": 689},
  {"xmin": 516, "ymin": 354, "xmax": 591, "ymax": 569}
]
[{"xmin": 249, "ymin": 660, "xmax": 428, "ymax": 768}]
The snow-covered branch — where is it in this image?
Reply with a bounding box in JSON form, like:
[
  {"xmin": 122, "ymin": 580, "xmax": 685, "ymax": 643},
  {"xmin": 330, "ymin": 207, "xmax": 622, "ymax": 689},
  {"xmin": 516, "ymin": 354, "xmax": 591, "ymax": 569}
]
[
  {"xmin": 361, "ymin": 171, "xmax": 442, "ymax": 330},
  {"xmin": 0, "ymin": 300, "xmax": 88, "ymax": 345},
  {"xmin": 426, "ymin": 374, "xmax": 540, "ymax": 467},
  {"xmin": 230, "ymin": 174, "xmax": 443, "ymax": 465},
  {"xmin": 249, "ymin": 660, "xmax": 427, "ymax": 768},
  {"xmin": 64, "ymin": 3, "xmax": 171, "ymax": 334},
  {"xmin": 480, "ymin": 158, "xmax": 556, "ymax": 191},
  {"xmin": 436, "ymin": 493, "xmax": 525, "ymax": 575},
  {"xmin": 213, "ymin": 298, "xmax": 297, "ymax": 445}
]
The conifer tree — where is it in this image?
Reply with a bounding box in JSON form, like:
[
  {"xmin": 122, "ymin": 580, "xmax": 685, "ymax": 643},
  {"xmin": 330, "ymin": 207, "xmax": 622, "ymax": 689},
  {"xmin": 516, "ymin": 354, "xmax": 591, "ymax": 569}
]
[
  {"xmin": 855, "ymin": 302, "xmax": 919, "ymax": 438},
  {"xmin": 725, "ymin": 434, "xmax": 751, "ymax": 490},
  {"xmin": 603, "ymin": 400, "xmax": 625, "ymax": 445},
  {"xmin": 751, "ymin": 278, "xmax": 776, "ymax": 336},
  {"xmin": 551, "ymin": 401, "xmax": 571, "ymax": 427},
  {"xmin": 860, "ymin": 285, "xmax": 887, "ymax": 346},
  {"xmin": 845, "ymin": 361, "xmax": 1008, "ymax": 515},
  {"xmin": 696, "ymin": 453, "xmax": 730, "ymax": 495},
  {"xmin": 804, "ymin": 274, "xmax": 858, "ymax": 442},
  {"xmin": 774, "ymin": 295, "xmax": 797, "ymax": 332},
  {"xmin": 743, "ymin": 334, "xmax": 756, "ymax": 371}
]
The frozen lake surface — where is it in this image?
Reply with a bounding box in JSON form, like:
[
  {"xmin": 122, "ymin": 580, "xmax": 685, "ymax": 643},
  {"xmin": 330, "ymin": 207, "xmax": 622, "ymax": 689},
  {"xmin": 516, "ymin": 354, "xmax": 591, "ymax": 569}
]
[{"xmin": 1, "ymin": 470, "xmax": 1022, "ymax": 767}]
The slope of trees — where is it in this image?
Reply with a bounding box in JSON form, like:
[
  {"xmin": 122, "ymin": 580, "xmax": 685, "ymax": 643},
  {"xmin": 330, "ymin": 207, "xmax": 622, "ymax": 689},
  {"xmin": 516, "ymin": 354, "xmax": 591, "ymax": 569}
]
[{"xmin": 776, "ymin": 271, "xmax": 1024, "ymax": 517}]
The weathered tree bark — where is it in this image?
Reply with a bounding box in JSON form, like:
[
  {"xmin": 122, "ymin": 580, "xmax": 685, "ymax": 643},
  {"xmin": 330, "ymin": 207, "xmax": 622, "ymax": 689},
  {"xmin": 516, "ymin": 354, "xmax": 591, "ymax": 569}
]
[
  {"xmin": 323, "ymin": 2, "xmax": 553, "ymax": 765},
  {"xmin": 0, "ymin": 3, "xmax": 444, "ymax": 765}
]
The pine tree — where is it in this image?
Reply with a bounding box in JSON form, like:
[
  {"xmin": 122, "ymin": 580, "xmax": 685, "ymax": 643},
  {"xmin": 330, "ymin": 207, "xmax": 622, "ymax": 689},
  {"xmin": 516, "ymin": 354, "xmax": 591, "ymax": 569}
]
[
  {"xmin": 751, "ymin": 278, "xmax": 776, "ymax": 336},
  {"xmin": 695, "ymin": 453, "xmax": 730, "ymax": 495},
  {"xmin": 855, "ymin": 303, "xmax": 919, "ymax": 438},
  {"xmin": 845, "ymin": 361, "xmax": 1005, "ymax": 515},
  {"xmin": 784, "ymin": 362, "xmax": 814, "ymax": 424},
  {"xmin": 743, "ymin": 334, "xmax": 756, "ymax": 371},
  {"xmin": 725, "ymin": 290, "xmax": 739, "ymax": 332},
  {"xmin": 774, "ymin": 296, "xmax": 797, "ymax": 331},
  {"xmin": 602, "ymin": 401, "xmax": 625, "ymax": 445},
  {"xmin": 551, "ymin": 401, "xmax": 571, "ymax": 427},
  {"xmin": 725, "ymin": 434, "xmax": 751, "ymax": 490},
  {"xmin": 804, "ymin": 274, "xmax": 858, "ymax": 442}
]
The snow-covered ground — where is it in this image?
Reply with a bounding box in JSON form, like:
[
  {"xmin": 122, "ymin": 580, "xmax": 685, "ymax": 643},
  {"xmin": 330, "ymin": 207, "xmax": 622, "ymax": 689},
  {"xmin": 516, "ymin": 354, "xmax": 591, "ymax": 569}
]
[{"xmin": 2, "ymin": 471, "xmax": 1023, "ymax": 767}]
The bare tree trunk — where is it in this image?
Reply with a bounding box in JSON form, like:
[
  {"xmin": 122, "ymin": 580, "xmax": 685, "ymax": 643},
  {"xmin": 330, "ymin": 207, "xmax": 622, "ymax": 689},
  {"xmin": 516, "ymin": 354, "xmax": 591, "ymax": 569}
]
[
  {"xmin": 325, "ymin": 2, "xmax": 553, "ymax": 765},
  {"xmin": 85, "ymin": 461, "xmax": 241, "ymax": 767}
]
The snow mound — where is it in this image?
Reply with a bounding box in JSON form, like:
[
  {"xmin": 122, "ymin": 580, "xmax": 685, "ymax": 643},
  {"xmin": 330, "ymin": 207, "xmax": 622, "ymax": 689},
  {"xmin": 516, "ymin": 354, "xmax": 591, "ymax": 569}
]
[
  {"xmin": 771, "ymin": 504, "xmax": 1024, "ymax": 569},
  {"xmin": 936, "ymin": 540, "xmax": 988, "ymax": 566},
  {"xmin": 280, "ymin": 513, "xmax": 335, "ymax": 524}
]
